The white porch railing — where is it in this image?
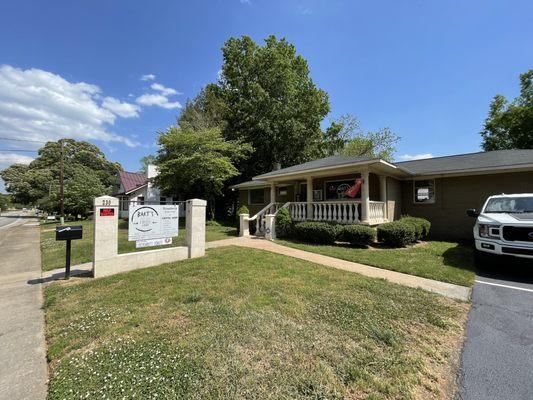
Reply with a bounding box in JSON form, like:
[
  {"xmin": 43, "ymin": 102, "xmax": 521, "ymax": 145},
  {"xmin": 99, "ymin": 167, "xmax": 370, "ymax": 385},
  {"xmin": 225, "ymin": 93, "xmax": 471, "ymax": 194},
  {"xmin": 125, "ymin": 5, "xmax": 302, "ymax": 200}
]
[
  {"xmin": 369, "ymin": 201, "xmax": 387, "ymax": 224},
  {"xmin": 283, "ymin": 201, "xmax": 387, "ymax": 225},
  {"xmin": 287, "ymin": 202, "xmax": 307, "ymax": 221},
  {"xmin": 312, "ymin": 201, "xmax": 361, "ymax": 224},
  {"xmin": 248, "ymin": 202, "xmax": 282, "ymax": 235}
]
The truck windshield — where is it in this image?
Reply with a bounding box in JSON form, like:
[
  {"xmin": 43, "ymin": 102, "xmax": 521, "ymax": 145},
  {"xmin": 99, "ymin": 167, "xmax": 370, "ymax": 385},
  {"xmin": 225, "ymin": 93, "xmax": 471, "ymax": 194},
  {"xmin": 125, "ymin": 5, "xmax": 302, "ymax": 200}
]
[{"xmin": 484, "ymin": 197, "xmax": 533, "ymax": 213}]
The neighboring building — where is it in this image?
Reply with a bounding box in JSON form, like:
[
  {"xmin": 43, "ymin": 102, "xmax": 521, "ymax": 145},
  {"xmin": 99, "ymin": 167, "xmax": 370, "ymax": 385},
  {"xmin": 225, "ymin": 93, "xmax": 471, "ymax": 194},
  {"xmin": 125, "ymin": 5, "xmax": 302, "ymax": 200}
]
[
  {"xmin": 114, "ymin": 165, "xmax": 174, "ymax": 218},
  {"xmin": 231, "ymin": 150, "xmax": 533, "ymax": 240}
]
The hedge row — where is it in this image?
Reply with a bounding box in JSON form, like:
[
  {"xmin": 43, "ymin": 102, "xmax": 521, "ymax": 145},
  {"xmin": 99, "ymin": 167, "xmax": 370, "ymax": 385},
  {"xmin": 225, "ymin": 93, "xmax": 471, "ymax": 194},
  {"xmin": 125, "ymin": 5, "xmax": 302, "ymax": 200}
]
[{"xmin": 279, "ymin": 216, "xmax": 430, "ymax": 248}]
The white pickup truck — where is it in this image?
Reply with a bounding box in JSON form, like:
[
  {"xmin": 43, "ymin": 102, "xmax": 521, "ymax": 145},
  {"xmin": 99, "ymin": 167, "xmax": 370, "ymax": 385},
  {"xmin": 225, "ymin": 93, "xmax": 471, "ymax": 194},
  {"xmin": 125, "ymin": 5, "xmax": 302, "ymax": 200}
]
[{"xmin": 467, "ymin": 194, "xmax": 533, "ymax": 266}]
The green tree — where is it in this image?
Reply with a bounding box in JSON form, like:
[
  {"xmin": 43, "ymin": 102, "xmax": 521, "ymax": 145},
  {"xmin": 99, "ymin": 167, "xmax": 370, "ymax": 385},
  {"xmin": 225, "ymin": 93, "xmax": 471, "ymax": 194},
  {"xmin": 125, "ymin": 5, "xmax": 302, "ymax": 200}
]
[
  {"xmin": 217, "ymin": 35, "xmax": 330, "ymax": 178},
  {"xmin": 0, "ymin": 194, "xmax": 11, "ymax": 211},
  {"xmin": 178, "ymin": 85, "xmax": 227, "ymax": 131},
  {"xmin": 342, "ymin": 127, "xmax": 399, "ymax": 161},
  {"xmin": 155, "ymin": 126, "xmax": 252, "ymax": 219},
  {"xmin": 0, "ymin": 139, "xmax": 120, "ymax": 215},
  {"xmin": 323, "ymin": 114, "xmax": 400, "ymax": 161},
  {"xmin": 481, "ymin": 69, "xmax": 533, "ymax": 150},
  {"xmin": 139, "ymin": 155, "xmax": 156, "ymax": 173}
]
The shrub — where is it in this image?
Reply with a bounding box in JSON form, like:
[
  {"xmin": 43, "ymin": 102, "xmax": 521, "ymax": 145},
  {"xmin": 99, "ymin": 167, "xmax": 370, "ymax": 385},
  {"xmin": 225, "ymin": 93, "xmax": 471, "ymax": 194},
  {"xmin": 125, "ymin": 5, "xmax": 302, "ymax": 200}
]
[
  {"xmin": 400, "ymin": 216, "xmax": 431, "ymax": 240},
  {"xmin": 293, "ymin": 221, "xmax": 340, "ymax": 245},
  {"xmin": 275, "ymin": 207, "xmax": 292, "ymax": 238},
  {"xmin": 340, "ymin": 224, "xmax": 376, "ymax": 247},
  {"xmin": 206, "ymin": 220, "xmax": 222, "ymax": 227},
  {"xmin": 377, "ymin": 221, "xmax": 416, "ymax": 247}
]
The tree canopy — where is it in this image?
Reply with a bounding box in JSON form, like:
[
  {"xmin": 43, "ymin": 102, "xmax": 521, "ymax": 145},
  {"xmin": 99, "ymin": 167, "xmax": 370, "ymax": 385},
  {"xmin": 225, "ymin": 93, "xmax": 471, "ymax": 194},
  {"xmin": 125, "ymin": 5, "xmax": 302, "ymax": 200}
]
[
  {"xmin": 179, "ymin": 35, "xmax": 331, "ymax": 179},
  {"xmin": 0, "ymin": 139, "xmax": 120, "ymax": 215},
  {"xmin": 155, "ymin": 126, "xmax": 252, "ymax": 218},
  {"xmin": 481, "ymin": 69, "xmax": 533, "ymax": 150}
]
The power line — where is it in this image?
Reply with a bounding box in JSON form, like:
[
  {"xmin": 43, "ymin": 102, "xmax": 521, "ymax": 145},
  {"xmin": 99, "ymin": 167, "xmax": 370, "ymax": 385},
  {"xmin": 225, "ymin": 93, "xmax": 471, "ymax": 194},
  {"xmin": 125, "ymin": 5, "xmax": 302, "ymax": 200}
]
[{"xmin": 0, "ymin": 137, "xmax": 47, "ymax": 143}]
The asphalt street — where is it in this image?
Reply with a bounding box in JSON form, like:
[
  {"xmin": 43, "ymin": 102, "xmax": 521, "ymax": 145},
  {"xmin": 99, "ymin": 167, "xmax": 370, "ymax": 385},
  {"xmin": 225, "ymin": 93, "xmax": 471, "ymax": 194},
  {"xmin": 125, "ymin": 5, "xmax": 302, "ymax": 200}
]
[
  {"xmin": 0, "ymin": 211, "xmax": 21, "ymax": 229},
  {"xmin": 458, "ymin": 257, "xmax": 533, "ymax": 400}
]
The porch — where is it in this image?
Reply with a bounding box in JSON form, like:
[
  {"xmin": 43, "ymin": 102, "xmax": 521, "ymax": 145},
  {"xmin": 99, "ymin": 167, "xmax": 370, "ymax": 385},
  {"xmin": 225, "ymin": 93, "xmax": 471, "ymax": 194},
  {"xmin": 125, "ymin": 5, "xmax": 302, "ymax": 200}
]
[{"xmin": 244, "ymin": 169, "xmax": 390, "ymax": 236}]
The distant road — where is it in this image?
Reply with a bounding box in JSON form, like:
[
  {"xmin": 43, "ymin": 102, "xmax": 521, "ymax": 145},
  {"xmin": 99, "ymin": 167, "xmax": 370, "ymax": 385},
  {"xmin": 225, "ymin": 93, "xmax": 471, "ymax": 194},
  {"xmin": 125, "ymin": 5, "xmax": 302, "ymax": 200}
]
[{"xmin": 0, "ymin": 211, "xmax": 29, "ymax": 229}]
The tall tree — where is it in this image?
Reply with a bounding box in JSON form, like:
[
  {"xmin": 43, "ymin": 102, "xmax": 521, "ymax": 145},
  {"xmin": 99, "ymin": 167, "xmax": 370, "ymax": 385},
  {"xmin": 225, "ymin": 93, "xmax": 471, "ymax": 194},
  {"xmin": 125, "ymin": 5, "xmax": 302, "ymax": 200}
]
[
  {"xmin": 218, "ymin": 35, "xmax": 330, "ymax": 178},
  {"xmin": 0, "ymin": 139, "xmax": 120, "ymax": 215},
  {"xmin": 322, "ymin": 114, "xmax": 400, "ymax": 161},
  {"xmin": 139, "ymin": 155, "xmax": 156, "ymax": 173},
  {"xmin": 178, "ymin": 85, "xmax": 227, "ymax": 131},
  {"xmin": 155, "ymin": 126, "xmax": 252, "ymax": 219},
  {"xmin": 481, "ymin": 69, "xmax": 533, "ymax": 150}
]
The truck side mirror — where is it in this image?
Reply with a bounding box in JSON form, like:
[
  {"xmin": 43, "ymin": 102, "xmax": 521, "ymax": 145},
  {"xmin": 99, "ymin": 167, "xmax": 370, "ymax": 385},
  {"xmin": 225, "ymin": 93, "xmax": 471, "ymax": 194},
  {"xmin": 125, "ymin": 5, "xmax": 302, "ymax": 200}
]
[{"xmin": 466, "ymin": 209, "xmax": 479, "ymax": 218}]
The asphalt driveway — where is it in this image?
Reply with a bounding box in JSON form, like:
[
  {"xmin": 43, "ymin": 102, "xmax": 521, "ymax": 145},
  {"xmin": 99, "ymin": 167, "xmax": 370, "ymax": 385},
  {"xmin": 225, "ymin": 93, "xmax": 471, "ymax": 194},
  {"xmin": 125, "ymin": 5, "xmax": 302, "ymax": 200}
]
[{"xmin": 458, "ymin": 258, "xmax": 533, "ymax": 400}]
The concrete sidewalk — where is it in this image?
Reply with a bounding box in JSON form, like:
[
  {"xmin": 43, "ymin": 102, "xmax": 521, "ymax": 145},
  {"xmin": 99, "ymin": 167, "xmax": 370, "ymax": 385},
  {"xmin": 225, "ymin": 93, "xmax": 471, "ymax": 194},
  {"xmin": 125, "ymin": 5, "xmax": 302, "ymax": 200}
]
[
  {"xmin": 208, "ymin": 237, "xmax": 472, "ymax": 301},
  {"xmin": 0, "ymin": 221, "xmax": 47, "ymax": 400}
]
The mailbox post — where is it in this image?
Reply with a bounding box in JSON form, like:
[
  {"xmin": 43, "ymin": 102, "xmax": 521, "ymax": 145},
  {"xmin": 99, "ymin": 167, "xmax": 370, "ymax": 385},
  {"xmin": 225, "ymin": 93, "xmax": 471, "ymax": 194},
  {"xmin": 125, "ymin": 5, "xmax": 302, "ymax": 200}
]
[{"xmin": 55, "ymin": 225, "xmax": 83, "ymax": 279}]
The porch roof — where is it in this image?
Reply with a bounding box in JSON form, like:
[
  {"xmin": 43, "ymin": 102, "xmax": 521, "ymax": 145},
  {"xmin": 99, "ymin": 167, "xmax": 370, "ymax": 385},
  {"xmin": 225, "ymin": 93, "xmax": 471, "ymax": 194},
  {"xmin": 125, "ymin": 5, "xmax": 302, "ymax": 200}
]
[{"xmin": 253, "ymin": 155, "xmax": 406, "ymax": 181}]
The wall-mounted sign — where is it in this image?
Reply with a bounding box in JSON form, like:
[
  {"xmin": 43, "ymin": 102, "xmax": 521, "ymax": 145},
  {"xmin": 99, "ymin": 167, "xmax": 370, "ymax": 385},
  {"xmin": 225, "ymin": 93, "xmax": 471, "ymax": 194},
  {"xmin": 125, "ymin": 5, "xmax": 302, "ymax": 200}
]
[
  {"xmin": 99, "ymin": 208, "xmax": 115, "ymax": 217},
  {"xmin": 135, "ymin": 237, "xmax": 173, "ymax": 249},
  {"xmin": 128, "ymin": 204, "xmax": 179, "ymax": 241}
]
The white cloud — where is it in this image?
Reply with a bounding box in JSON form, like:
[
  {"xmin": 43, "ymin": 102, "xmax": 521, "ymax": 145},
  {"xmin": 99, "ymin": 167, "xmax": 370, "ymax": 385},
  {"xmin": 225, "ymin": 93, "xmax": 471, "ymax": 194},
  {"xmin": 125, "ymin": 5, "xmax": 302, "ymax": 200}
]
[
  {"xmin": 0, "ymin": 64, "xmax": 139, "ymax": 148},
  {"xmin": 102, "ymin": 96, "xmax": 140, "ymax": 118},
  {"xmin": 397, "ymin": 153, "xmax": 434, "ymax": 161},
  {"xmin": 150, "ymin": 83, "xmax": 179, "ymax": 96},
  {"xmin": 141, "ymin": 74, "xmax": 156, "ymax": 81},
  {"xmin": 136, "ymin": 94, "xmax": 182, "ymax": 110},
  {"xmin": 0, "ymin": 153, "xmax": 34, "ymax": 167}
]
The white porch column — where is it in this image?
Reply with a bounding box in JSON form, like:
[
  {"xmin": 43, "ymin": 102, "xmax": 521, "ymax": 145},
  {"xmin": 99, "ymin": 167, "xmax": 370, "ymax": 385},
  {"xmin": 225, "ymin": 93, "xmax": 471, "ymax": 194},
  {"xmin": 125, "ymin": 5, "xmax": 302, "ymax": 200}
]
[
  {"xmin": 379, "ymin": 175, "xmax": 388, "ymax": 220},
  {"xmin": 270, "ymin": 182, "xmax": 276, "ymax": 204},
  {"xmin": 361, "ymin": 170, "xmax": 370, "ymax": 224},
  {"xmin": 306, "ymin": 176, "xmax": 313, "ymax": 220}
]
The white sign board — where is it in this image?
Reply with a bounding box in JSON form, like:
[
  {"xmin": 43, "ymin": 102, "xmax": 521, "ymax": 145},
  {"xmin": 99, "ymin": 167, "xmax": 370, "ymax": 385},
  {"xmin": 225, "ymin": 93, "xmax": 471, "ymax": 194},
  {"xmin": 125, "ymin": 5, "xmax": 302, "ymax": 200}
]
[
  {"xmin": 135, "ymin": 237, "xmax": 173, "ymax": 249},
  {"xmin": 128, "ymin": 204, "xmax": 179, "ymax": 241}
]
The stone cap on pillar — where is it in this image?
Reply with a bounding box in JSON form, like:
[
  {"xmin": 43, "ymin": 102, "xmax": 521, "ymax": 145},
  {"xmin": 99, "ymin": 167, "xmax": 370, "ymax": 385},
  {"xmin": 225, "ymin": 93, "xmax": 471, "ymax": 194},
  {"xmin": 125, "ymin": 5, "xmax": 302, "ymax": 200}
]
[
  {"xmin": 94, "ymin": 195, "xmax": 119, "ymax": 207},
  {"xmin": 186, "ymin": 198, "xmax": 207, "ymax": 207}
]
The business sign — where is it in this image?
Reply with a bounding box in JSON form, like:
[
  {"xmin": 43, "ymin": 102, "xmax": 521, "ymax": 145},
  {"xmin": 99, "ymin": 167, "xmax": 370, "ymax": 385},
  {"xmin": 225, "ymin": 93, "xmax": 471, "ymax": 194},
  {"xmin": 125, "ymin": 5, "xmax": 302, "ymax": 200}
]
[
  {"xmin": 128, "ymin": 204, "xmax": 179, "ymax": 241},
  {"xmin": 135, "ymin": 237, "xmax": 173, "ymax": 249},
  {"xmin": 99, "ymin": 208, "xmax": 115, "ymax": 217}
]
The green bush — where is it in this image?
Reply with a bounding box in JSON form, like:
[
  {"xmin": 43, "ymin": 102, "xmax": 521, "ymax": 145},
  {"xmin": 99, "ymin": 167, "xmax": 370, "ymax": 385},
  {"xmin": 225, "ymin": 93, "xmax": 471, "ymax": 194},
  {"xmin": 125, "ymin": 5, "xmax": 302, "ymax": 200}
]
[
  {"xmin": 340, "ymin": 224, "xmax": 376, "ymax": 247},
  {"xmin": 206, "ymin": 220, "xmax": 222, "ymax": 227},
  {"xmin": 293, "ymin": 221, "xmax": 340, "ymax": 245},
  {"xmin": 275, "ymin": 207, "xmax": 292, "ymax": 238},
  {"xmin": 377, "ymin": 221, "xmax": 417, "ymax": 247},
  {"xmin": 400, "ymin": 216, "xmax": 431, "ymax": 240}
]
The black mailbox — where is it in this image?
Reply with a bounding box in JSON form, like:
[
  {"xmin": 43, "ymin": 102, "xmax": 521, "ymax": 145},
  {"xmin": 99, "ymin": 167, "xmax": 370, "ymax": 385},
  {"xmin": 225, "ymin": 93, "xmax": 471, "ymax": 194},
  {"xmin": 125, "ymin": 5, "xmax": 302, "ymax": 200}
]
[
  {"xmin": 55, "ymin": 225, "xmax": 83, "ymax": 279},
  {"xmin": 56, "ymin": 225, "xmax": 83, "ymax": 241}
]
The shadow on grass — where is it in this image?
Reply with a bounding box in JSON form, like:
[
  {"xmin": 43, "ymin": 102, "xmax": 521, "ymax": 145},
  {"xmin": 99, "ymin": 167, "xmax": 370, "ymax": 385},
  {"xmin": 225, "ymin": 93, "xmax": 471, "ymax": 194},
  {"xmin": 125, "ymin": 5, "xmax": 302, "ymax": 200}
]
[{"xmin": 441, "ymin": 241, "xmax": 476, "ymax": 274}]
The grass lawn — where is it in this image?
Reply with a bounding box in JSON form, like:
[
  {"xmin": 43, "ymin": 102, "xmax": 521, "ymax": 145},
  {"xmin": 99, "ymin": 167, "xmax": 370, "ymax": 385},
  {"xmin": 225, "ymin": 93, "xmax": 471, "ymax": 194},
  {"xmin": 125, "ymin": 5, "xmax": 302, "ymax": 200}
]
[
  {"xmin": 44, "ymin": 247, "xmax": 468, "ymax": 400},
  {"xmin": 276, "ymin": 239, "xmax": 476, "ymax": 287},
  {"xmin": 40, "ymin": 219, "xmax": 237, "ymax": 271}
]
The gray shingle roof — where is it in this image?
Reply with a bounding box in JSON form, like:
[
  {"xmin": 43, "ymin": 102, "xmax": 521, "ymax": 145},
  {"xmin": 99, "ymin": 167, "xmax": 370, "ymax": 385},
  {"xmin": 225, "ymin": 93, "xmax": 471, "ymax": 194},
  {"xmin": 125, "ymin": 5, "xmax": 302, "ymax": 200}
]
[
  {"xmin": 230, "ymin": 180, "xmax": 268, "ymax": 189},
  {"xmin": 254, "ymin": 155, "xmax": 375, "ymax": 179},
  {"xmin": 396, "ymin": 150, "xmax": 533, "ymax": 175}
]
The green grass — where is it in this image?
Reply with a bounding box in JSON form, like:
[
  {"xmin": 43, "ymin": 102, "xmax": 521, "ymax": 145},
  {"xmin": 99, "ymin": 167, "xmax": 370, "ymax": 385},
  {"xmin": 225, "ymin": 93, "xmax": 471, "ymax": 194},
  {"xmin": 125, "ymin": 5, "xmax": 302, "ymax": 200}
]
[
  {"xmin": 40, "ymin": 219, "xmax": 237, "ymax": 271},
  {"xmin": 44, "ymin": 247, "xmax": 468, "ymax": 400},
  {"xmin": 276, "ymin": 239, "xmax": 476, "ymax": 287}
]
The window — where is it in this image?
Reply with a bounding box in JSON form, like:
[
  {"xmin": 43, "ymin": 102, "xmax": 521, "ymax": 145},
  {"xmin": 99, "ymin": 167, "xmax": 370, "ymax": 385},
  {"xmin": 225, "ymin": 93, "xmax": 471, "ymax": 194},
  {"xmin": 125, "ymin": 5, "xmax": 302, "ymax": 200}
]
[
  {"xmin": 160, "ymin": 196, "xmax": 167, "ymax": 205},
  {"xmin": 249, "ymin": 188, "xmax": 265, "ymax": 205},
  {"xmin": 278, "ymin": 187, "xmax": 288, "ymax": 196},
  {"xmin": 324, "ymin": 179, "xmax": 361, "ymax": 200},
  {"xmin": 414, "ymin": 180, "xmax": 435, "ymax": 204},
  {"xmin": 137, "ymin": 196, "xmax": 145, "ymax": 205}
]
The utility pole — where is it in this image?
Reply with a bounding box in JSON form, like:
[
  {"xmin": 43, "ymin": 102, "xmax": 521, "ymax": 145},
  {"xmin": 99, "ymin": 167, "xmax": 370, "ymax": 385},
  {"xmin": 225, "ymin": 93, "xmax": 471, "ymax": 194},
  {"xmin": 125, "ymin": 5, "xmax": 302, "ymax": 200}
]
[{"xmin": 59, "ymin": 139, "xmax": 65, "ymax": 224}]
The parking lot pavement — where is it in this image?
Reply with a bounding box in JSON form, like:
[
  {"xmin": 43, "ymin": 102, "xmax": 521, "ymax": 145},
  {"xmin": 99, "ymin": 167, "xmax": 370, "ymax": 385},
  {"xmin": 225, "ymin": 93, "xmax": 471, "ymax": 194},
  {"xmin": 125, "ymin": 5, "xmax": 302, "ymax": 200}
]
[{"xmin": 457, "ymin": 260, "xmax": 533, "ymax": 400}]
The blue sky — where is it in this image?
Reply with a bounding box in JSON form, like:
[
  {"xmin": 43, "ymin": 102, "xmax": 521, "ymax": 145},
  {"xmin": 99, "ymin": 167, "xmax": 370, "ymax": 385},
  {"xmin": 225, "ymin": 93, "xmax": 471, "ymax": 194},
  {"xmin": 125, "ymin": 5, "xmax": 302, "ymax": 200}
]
[{"xmin": 0, "ymin": 0, "xmax": 532, "ymax": 192}]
